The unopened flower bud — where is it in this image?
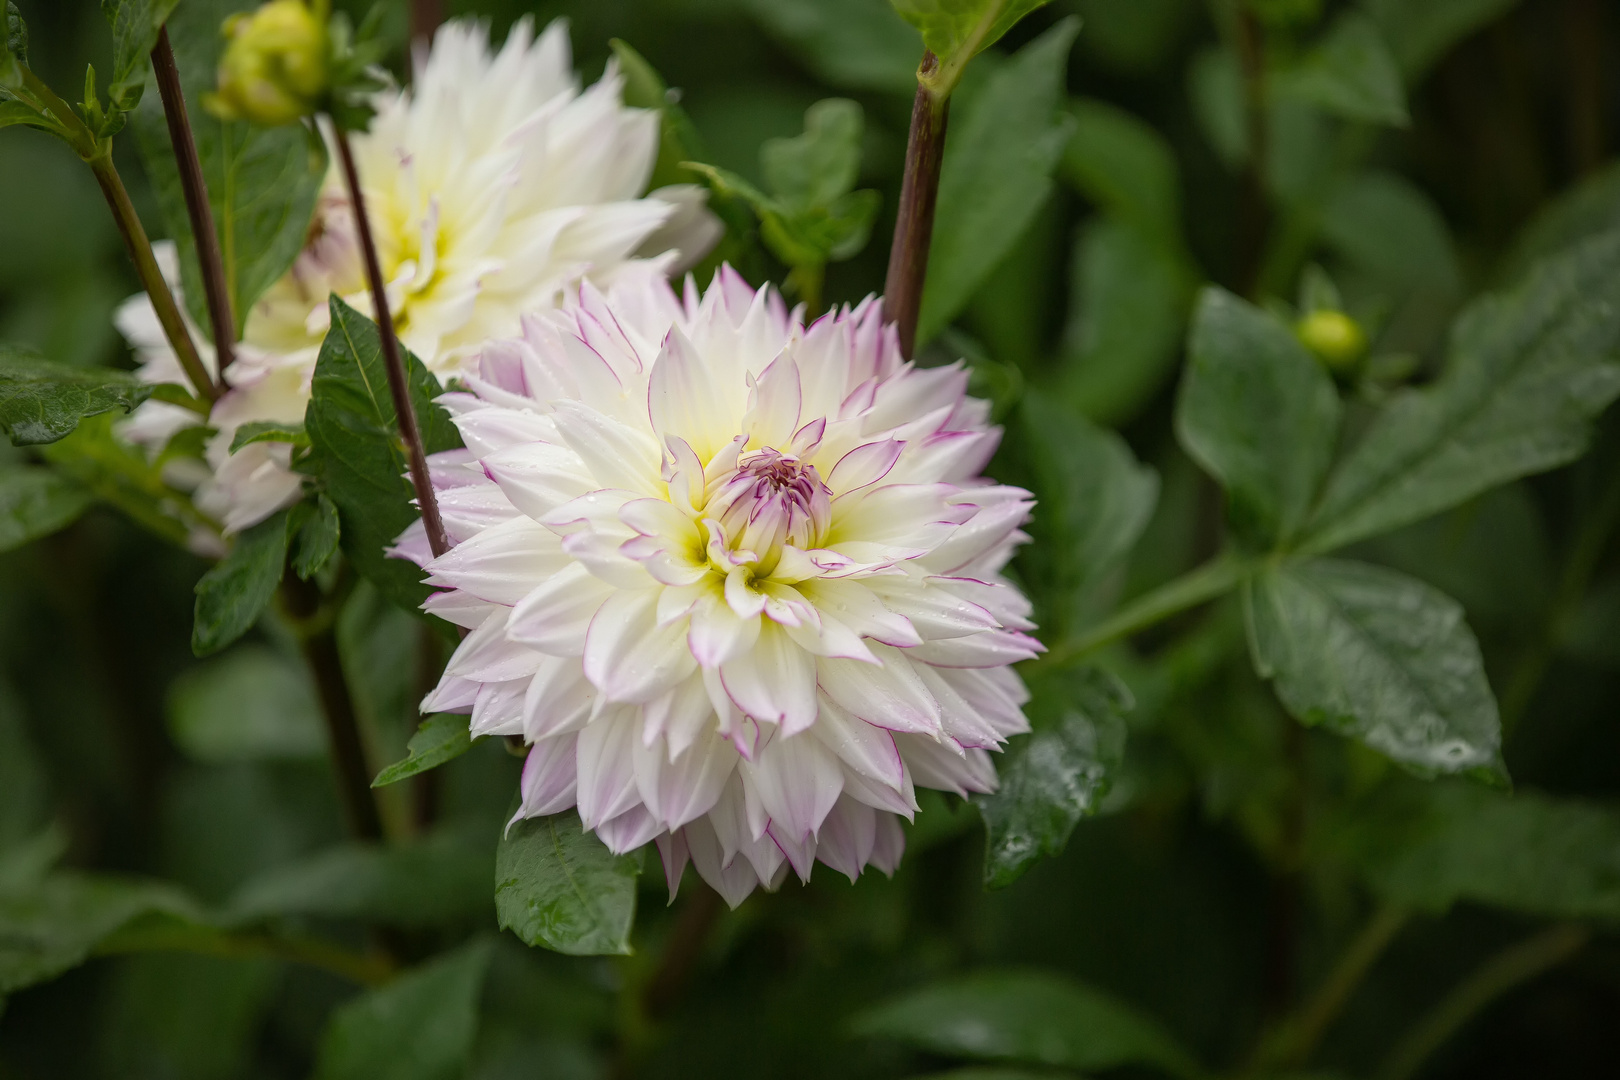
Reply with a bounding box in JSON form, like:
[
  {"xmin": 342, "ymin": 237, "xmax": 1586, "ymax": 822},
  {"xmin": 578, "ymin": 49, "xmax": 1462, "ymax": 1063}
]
[
  {"xmin": 207, "ymin": 0, "xmax": 328, "ymax": 126},
  {"xmin": 1296, "ymin": 309, "xmax": 1367, "ymax": 372}
]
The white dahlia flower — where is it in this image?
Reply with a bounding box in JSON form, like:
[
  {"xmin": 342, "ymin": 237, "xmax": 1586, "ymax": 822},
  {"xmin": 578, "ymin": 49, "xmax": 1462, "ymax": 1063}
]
[
  {"xmin": 401, "ymin": 267, "xmax": 1041, "ymax": 906},
  {"xmin": 118, "ymin": 17, "xmax": 719, "ymax": 534}
]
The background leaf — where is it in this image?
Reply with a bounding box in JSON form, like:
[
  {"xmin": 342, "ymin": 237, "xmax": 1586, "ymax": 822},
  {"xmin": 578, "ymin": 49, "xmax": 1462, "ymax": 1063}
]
[
  {"xmin": 312, "ymin": 940, "xmax": 491, "ymax": 1080},
  {"xmin": 1246, "ymin": 558, "xmax": 1505, "ymax": 781},
  {"xmin": 889, "ymin": 0, "xmax": 1052, "ymax": 65},
  {"xmin": 1275, "ymin": 13, "xmax": 1408, "ymax": 128},
  {"xmin": 494, "ymin": 810, "xmax": 640, "ymax": 957},
  {"xmin": 1175, "ymin": 289, "xmax": 1341, "ymax": 547},
  {"xmin": 0, "ymin": 875, "xmax": 201, "ymax": 995},
  {"xmin": 746, "ymin": 0, "xmax": 921, "ymax": 93},
  {"xmin": 0, "ymin": 465, "xmax": 91, "ymax": 553},
  {"xmin": 166, "ymin": 645, "xmax": 325, "ymax": 762},
  {"xmin": 0, "ymin": 347, "xmax": 156, "ymax": 445}
]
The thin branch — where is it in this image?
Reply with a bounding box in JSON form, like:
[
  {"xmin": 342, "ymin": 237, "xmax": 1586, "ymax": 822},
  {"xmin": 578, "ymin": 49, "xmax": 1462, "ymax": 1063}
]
[
  {"xmin": 330, "ymin": 122, "xmax": 451, "ymax": 559},
  {"xmin": 151, "ymin": 26, "xmax": 236, "ymax": 377},
  {"xmin": 411, "ymin": 0, "xmax": 445, "ymax": 48},
  {"xmin": 97, "ymin": 920, "xmax": 395, "ymax": 986},
  {"xmin": 883, "ymin": 52, "xmax": 950, "ymax": 360},
  {"xmin": 280, "ymin": 572, "xmax": 384, "ymax": 842},
  {"xmin": 1233, "ymin": 8, "xmax": 1270, "ymax": 298},
  {"xmin": 1376, "ymin": 923, "xmax": 1589, "ymax": 1080}
]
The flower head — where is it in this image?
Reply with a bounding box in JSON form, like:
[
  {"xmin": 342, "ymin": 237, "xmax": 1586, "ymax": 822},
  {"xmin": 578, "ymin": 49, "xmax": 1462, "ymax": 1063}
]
[
  {"xmin": 207, "ymin": 0, "xmax": 329, "ymax": 126},
  {"xmin": 404, "ymin": 267, "xmax": 1040, "ymax": 906},
  {"xmin": 118, "ymin": 17, "xmax": 720, "ymax": 533}
]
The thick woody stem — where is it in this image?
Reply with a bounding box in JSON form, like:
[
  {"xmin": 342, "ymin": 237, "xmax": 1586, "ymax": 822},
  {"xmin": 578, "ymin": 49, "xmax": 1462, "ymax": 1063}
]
[
  {"xmin": 331, "ymin": 123, "xmax": 452, "ymax": 560},
  {"xmin": 151, "ymin": 26, "xmax": 237, "ymax": 377},
  {"xmin": 883, "ymin": 52, "xmax": 950, "ymax": 360}
]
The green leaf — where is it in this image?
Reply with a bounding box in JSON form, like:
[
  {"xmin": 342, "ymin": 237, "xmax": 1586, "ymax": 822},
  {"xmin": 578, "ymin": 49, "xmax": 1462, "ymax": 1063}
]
[
  {"xmin": 0, "ymin": 874, "xmax": 201, "ymax": 995},
  {"xmin": 890, "ymin": 0, "xmax": 1053, "ymax": 67},
  {"xmin": 228, "ymin": 828, "xmax": 494, "ymax": 927},
  {"xmin": 918, "ymin": 18, "xmax": 1079, "ymax": 345},
  {"xmin": 1329, "ymin": 779, "xmax": 1620, "ymax": 919},
  {"xmin": 1018, "ymin": 396, "xmax": 1158, "ymax": 633},
  {"xmin": 1275, "ymin": 13, "xmax": 1408, "ymax": 128},
  {"xmin": 1364, "ymin": 0, "xmax": 1518, "ymax": 81},
  {"xmin": 1302, "ymin": 229, "xmax": 1620, "ymax": 553},
  {"xmin": 0, "ymin": 466, "xmax": 92, "ymax": 553},
  {"xmin": 853, "ymin": 970, "xmax": 1202, "ymax": 1078},
  {"xmin": 312, "ymin": 940, "xmax": 491, "ymax": 1080},
  {"xmin": 608, "ymin": 39, "xmax": 710, "ymax": 192},
  {"xmin": 1499, "ymin": 161, "xmax": 1620, "ymax": 284},
  {"xmin": 745, "ymin": 0, "xmax": 921, "ymax": 93},
  {"xmin": 167, "ymin": 645, "xmax": 325, "ymax": 762},
  {"xmin": 1061, "ymin": 218, "xmax": 1196, "ymax": 426},
  {"xmin": 1246, "ymin": 558, "xmax": 1505, "ymax": 781},
  {"xmin": 302, "ymin": 297, "xmax": 461, "ymax": 618},
  {"xmin": 289, "ymin": 491, "xmax": 340, "ymax": 579},
  {"xmin": 192, "ymin": 511, "xmax": 291, "ymax": 657},
  {"xmin": 1061, "ymin": 98, "xmax": 1182, "ymax": 246},
  {"xmin": 1070, "ymin": 0, "xmax": 1196, "ymax": 75},
  {"xmin": 1319, "ymin": 170, "xmax": 1461, "ymax": 296},
  {"xmin": 0, "ymin": 347, "xmax": 156, "ymax": 446},
  {"xmin": 100, "ymin": 0, "xmax": 181, "ymax": 113},
  {"xmin": 975, "ymin": 667, "xmax": 1130, "ymax": 889},
  {"xmin": 373, "ymin": 713, "xmax": 475, "ymax": 788},
  {"xmin": 0, "ymin": 99, "xmax": 50, "ymax": 131},
  {"xmin": 132, "ymin": 0, "xmax": 327, "ymax": 334},
  {"xmin": 495, "ymin": 809, "xmax": 641, "ymax": 957},
  {"xmin": 229, "ymin": 419, "xmax": 307, "ymax": 453},
  {"xmin": 763, "ymin": 98, "xmax": 865, "ymax": 210},
  {"xmin": 1175, "ymin": 288, "xmax": 1341, "ymax": 547}
]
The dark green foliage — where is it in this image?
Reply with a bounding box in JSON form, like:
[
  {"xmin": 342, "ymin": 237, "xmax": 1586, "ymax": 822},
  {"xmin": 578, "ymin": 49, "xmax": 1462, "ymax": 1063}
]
[
  {"xmin": 302, "ymin": 297, "xmax": 461, "ymax": 616},
  {"xmin": 99, "ymin": 0, "xmax": 180, "ymax": 113},
  {"xmin": 0, "ymin": 465, "xmax": 91, "ymax": 552},
  {"xmin": 495, "ymin": 810, "xmax": 640, "ymax": 957},
  {"xmin": 854, "ymin": 969, "xmax": 1201, "ymax": 1077},
  {"xmin": 191, "ymin": 510, "xmax": 290, "ymax": 656},
  {"xmin": 889, "ymin": 0, "xmax": 1051, "ymax": 63},
  {"xmin": 976, "ymin": 667, "xmax": 1129, "ymax": 888},
  {"xmin": 373, "ymin": 713, "xmax": 475, "ymax": 787},
  {"xmin": 0, "ymin": 347, "xmax": 157, "ymax": 445},
  {"xmin": 312, "ymin": 940, "xmax": 491, "ymax": 1080},
  {"xmin": 0, "ymin": 875, "xmax": 200, "ymax": 995}
]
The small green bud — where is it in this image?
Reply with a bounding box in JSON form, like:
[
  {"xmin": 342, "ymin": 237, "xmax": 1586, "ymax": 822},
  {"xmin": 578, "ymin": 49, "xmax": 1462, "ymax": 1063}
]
[
  {"xmin": 1296, "ymin": 309, "xmax": 1367, "ymax": 372},
  {"xmin": 206, "ymin": 0, "xmax": 328, "ymax": 126}
]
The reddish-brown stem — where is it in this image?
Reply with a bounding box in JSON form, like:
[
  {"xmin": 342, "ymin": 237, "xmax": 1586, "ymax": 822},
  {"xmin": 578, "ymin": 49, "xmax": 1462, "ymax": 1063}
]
[
  {"xmin": 151, "ymin": 26, "xmax": 237, "ymax": 378},
  {"xmin": 883, "ymin": 52, "xmax": 950, "ymax": 360},
  {"xmin": 1233, "ymin": 10, "xmax": 1271, "ymax": 298},
  {"xmin": 330, "ymin": 123, "xmax": 451, "ymax": 560},
  {"xmin": 411, "ymin": 0, "xmax": 445, "ymax": 46}
]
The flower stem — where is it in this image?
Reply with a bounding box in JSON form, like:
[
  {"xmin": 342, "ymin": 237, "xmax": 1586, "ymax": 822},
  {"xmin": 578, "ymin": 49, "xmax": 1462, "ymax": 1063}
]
[
  {"xmin": 151, "ymin": 26, "xmax": 237, "ymax": 377},
  {"xmin": 1376, "ymin": 923, "xmax": 1589, "ymax": 1080},
  {"xmin": 280, "ymin": 571, "xmax": 384, "ymax": 842},
  {"xmin": 411, "ymin": 0, "xmax": 445, "ymax": 46},
  {"xmin": 1233, "ymin": 7, "xmax": 1270, "ymax": 298},
  {"xmin": 89, "ymin": 152, "xmax": 219, "ymax": 402},
  {"xmin": 330, "ymin": 122, "xmax": 451, "ymax": 559},
  {"xmin": 1028, "ymin": 553, "xmax": 1253, "ymax": 674},
  {"xmin": 883, "ymin": 52, "xmax": 950, "ymax": 359}
]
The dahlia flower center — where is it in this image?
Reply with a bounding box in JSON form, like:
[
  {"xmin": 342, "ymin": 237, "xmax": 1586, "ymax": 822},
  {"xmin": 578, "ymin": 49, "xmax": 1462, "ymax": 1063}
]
[{"xmin": 704, "ymin": 448, "xmax": 830, "ymax": 574}]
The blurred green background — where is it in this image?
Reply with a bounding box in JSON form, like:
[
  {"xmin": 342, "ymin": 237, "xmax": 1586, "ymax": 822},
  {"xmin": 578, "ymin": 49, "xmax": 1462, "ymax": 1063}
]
[{"xmin": 3, "ymin": 1, "xmax": 1619, "ymax": 1078}]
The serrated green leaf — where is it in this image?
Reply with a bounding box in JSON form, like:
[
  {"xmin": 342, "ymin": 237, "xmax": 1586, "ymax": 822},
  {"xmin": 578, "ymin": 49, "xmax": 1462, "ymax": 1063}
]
[
  {"xmin": 372, "ymin": 713, "xmax": 475, "ymax": 788},
  {"xmin": 495, "ymin": 809, "xmax": 640, "ymax": 957},
  {"xmin": 1018, "ymin": 396, "xmax": 1158, "ymax": 634},
  {"xmin": 918, "ymin": 18, "xmax": 1078, "ymax": 345},
  {"xmin": 100, "ymin": 0, "xmax": 182, "ymax": 113},
  {"xmin": 1275, "ymin": 13, "xmax": 1408, "ymax": 127},
  {"xmin": 0, "ymin": 874, "xmax": 202, "ymax": 995},
  {"xmin": 132, "ymin": 0, "xmax": 326, "ymax": 334},
  {"xmin": 227, "ymin": 828, "xmax": 494, "ymax": 927},
  {"xmin": 312, "ymin": 940, "xmax": 491, "ymax": 1080},
  {"xmin": 975, "ymin": 667, "xmax": 1130, "ymax": 888},
  {"xmin": 303, "ymin": 297, "xmax": 460, "ymax": 618},
  {"xmin": 1246, "ymin": 558, "xmax": 1505, "ymax": 781},
  {"xmin": 1329, "ymin": 779, "xmax": 1620, "ymax": 919},
  {"xmin": 230, "ymin": 420, "xmax": 307, "ymax": 453},
  {"xmin": 1175, "ymin": 288, "xmax": 1341, "ymax": 547},
  {"xmin": 0, "ymin": 347, "xmax": 156, "ymax": 445},
  {"xmin": 0, "ymin": 466, "xmax": 92, "ymax": 553},
  {"xmin": 4, "ymin": 1, "xmax": 27, "ymax": 66},
  {"xmin": 192, "ymin": 511, "xmax": 291, "ymax": 657},
  {"xmin": 853, "ymin": 970, "xmax": 1201, "ymax": 1078},
  {"xmin": 166, "ymin": 646, "xmax": 325, "ymax": 762},
  {"xmin": 746, "ymin": 0, "xmax": 920, "ymax": 93},
  {"xmin": 289, "ymin": 492, "xmax": 340, "ymax": 579},
  {"xmin": 1302, "ymin": 229, "xmax": 1620, "ymax": 553},
  {"xmin": 1061, "ymin": 217, "xmax": 1195, "ymax": 426},
  {"xmin": 1364, "ymin": 0, "xmax": 1518, "ymax": 81},
  {"xmin": 890, "ymin": 0, "xmax": 1052, "ymax": 67}
]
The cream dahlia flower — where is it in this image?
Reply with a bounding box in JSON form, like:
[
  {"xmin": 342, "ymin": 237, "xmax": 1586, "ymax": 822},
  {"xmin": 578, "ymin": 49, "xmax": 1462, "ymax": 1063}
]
[
  {"xmin": 401, "ymin": 267, "xmax": 1041, "ymax": 906},
  {"xmin": 118, "ymin": 17, "xmax": 719, "ymax": 534}
]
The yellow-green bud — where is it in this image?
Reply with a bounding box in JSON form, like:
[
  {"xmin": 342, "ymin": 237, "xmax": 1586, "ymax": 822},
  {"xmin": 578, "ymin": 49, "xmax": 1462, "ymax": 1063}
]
[
  {"xmin": 1296, "ymin": 309, "xmax": 1367, "ymax": 372},
  {"xmin": 206, "ymin": 0, "xmax": 328, "ymax": 126}
]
